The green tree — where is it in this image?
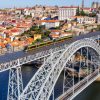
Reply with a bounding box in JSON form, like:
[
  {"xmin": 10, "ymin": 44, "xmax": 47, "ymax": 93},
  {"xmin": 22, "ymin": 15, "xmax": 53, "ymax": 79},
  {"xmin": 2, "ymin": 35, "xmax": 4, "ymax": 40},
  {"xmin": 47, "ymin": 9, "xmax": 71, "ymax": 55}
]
[
  {"xmin": 30, "ymin": 26, "xmax": 39, "ymax": 31},
  {"xmin": 80, "ymin": 9, "xmax": 85, "ymax": 16},
  {"xmin": 76, "ymin": 6, "xmax": 80, "ymax": 16},
  {"xmin": 97, "ymin": 25, "xmax": 100, "ymax": 31},
  {"xmin": 89, "ymin": 12, "xmax": 96, "ymax": 17},
  {"xmin": 42, "ymin": 30, "xmax": 51, "ymax": 39},
  {"xmin": 34, "ymin": 28, "xmax": 43, "ymax": 34},
  {"xmin": 35, "ymin": 38, "xmax": 43, "ymax": 43}
]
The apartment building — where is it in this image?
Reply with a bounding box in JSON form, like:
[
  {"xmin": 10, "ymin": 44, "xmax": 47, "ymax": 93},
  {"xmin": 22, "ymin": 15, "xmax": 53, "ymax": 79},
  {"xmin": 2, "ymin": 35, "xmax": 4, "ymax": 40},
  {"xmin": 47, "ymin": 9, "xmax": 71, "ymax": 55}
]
[{"xmin": 58, "ymin": 6, "xmax": 78, "ymax": 20}]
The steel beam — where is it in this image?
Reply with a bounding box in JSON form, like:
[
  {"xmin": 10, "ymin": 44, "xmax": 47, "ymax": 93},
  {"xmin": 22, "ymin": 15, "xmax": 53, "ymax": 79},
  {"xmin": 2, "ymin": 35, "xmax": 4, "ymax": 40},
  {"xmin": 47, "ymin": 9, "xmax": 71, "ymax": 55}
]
[{"xmin": 7, "ymin": 67, "xmax": 23, "ymax": 100}]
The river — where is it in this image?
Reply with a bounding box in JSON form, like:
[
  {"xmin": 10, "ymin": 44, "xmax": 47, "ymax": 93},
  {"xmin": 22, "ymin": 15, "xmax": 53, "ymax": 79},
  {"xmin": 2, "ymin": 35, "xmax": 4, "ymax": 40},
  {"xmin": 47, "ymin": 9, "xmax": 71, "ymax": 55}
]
[{"xmin": 0, "ymin": 65, "xmax": 100, "ymax": 100}]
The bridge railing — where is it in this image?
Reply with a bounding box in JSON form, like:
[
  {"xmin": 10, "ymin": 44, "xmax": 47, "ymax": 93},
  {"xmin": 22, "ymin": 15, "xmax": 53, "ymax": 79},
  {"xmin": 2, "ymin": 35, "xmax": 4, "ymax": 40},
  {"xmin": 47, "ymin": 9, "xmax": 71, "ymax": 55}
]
[
  {"xmin": 57, "ymin": 69, "xmax": 100, "ymax": 100},
  {"xmin": 0, "ymin": 44, "xmax": 67, "ymax": 72}
]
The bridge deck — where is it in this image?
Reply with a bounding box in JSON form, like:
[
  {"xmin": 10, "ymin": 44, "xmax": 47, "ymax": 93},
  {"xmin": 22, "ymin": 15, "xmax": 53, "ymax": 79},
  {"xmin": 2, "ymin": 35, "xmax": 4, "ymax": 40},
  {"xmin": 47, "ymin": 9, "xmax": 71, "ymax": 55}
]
[
  {"xmin": 0, "ymin": 31, "xmax": 100, "ymax": 64},
  {"xmin": 56, "ymin": 69, "xmax": 100, "ymax": 100}
]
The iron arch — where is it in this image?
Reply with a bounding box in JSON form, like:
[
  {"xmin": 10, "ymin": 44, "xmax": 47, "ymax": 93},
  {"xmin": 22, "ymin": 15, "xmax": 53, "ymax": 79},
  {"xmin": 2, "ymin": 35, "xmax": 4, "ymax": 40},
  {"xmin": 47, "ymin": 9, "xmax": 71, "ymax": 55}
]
[{"xmin": 20, "ymin": 38, "xmax": 100, "ymax": 100}]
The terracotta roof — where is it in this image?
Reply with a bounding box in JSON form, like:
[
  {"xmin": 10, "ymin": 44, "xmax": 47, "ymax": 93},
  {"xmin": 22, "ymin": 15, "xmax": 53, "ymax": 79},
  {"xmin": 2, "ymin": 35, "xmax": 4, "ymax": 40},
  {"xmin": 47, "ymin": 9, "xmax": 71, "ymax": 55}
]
[
  {"xmin": 17, "ymin": 23, "xmax": 31, "ymax": 28},
  {"xmin": 72, "ymin": 16, "xmax": 84, "ymax": 18},
  {"xmin": 60, "ymin": 6, "xmax": 78, "ymax": 8},
  {"xmin": 16, "ymin": 8, "xmax": 25, "ymax": 10},
  {"xmin": 40, "ymin": 20, "xmax": 59, "ymax": 23},
  {"xmin": 0, "ymin": 36, "xmax": 2, "ymax": 39},
  {"xmin": 51, "ymin": 30, "xmax": 60, "ymax": 32},
  {"xmin": 50, "ymin": 34, "xmax": 59, "ymax": 38},
  {"xmin": 0, "ymin": 42, "xmax": 5, "ymax": 48},
  {"xmin": 10, "ymin": 28, "xmax": 21, "ymax": 33},
  {"xmin": 10, "ymin": 40, "xmax": 19, "ymax": 46},
  {"xmin": 27, "ymin": 38, "xmax": 34, "ymax": 43},
  {"xmin": 5, "ymin": 38, "xmax": 11, "ymax": 42},
  {"xmin": 83, "ymin": 7, "xmax": 91, "ymax": 10}
]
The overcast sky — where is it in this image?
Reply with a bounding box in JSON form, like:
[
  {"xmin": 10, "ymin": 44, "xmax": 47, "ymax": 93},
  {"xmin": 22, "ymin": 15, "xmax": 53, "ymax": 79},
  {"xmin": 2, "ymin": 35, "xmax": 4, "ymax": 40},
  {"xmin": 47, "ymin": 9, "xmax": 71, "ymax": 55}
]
[{"xmin": 0, "ymin": 0, "xmax": 100, "ymax": 8}]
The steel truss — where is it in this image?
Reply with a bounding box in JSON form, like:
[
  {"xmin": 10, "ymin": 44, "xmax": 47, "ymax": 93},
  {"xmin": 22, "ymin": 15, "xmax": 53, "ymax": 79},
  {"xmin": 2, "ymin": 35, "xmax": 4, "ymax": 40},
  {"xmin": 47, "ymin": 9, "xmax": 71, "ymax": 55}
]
[
  {"xmin": 0, "ymin": 43, "xmax": 67, "ymax": 73},
  {"xmin": 0, "ymin": 35, "xmax": 100, "ymax": 73},
  {"xmin": 61, "ymin": 46, "xmax": 100, "ymax": 100},
  {"xmin": 20, "ymin": 49, "xmax": 64, "ymax": 100},
  {"xmin": 7, "ymin": 67, "xmax": 23, "ymax": 100},
  {"xmin": 63, "ymin": 58, "xmax": 76, "ymax": 95},
  {"xmin": 19, "ymin": 38, "xmax": 100, "ymax": 100}
]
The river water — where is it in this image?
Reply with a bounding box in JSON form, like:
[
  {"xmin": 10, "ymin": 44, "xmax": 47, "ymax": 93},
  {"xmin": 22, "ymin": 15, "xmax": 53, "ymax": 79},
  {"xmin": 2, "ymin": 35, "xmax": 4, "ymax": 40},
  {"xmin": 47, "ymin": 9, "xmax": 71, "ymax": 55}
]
[{"xmin": 0, "ymin": 65, "xmax": 100, "ymax": 100}]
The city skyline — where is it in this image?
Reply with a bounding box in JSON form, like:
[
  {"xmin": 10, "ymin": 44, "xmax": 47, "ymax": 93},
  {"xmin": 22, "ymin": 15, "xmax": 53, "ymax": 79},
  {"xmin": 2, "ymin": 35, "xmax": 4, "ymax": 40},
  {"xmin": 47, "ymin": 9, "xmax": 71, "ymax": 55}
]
[{"xmin": 0, "ymin": 0, "xmax": 100, "ymax": 8}]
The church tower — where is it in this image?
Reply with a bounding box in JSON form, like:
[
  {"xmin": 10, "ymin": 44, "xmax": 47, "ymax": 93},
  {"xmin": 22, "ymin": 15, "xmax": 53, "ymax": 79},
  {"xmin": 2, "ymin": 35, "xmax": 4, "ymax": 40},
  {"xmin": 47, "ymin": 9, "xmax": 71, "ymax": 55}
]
[{"xmin": 82, "ymin": 0, "xmax": 84, "ymax": 8}]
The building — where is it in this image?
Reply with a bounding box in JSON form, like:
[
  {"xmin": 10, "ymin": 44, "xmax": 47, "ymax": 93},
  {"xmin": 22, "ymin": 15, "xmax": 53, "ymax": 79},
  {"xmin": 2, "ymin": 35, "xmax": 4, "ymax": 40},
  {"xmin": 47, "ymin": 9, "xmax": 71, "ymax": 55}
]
[
  {"xmin": 40, "ymin": 20, "xmax": 60, "ymax": 29},
  {"xmin": 97, "ymin": 14, "xmax": 100, "ymax": 23},
  {"xmin": 59, "ymin": 6, "xmax": 78, "ymax": 20},
  {"xmin": 82, "ymin": 8, "xmax": 91, "ymax": 14},
  {"xmin": 75, "ymin": 16, "xmax": 96, "ymax": 24},
  {"xmin": 15, "ymin": 8, "xmax": 23, "ymax": 14},
  {"xmin": 92, "ymin": 2, "xmax": 100, "ymax": 9},
  {"xmin": 34, "ymin": 34, "xmax": 41, "ymax": 41}
]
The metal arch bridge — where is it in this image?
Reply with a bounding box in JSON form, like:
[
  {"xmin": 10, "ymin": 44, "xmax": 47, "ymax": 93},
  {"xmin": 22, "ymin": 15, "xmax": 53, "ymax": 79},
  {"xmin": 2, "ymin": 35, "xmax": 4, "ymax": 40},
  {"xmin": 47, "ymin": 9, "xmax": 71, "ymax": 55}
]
[
  {"xmin": 19, "ymin": 38, "xmax": 100, "ymax": 100},
  {"xmin": 0, "ymin": 32, "xmax": 100, "ymax": 100}
]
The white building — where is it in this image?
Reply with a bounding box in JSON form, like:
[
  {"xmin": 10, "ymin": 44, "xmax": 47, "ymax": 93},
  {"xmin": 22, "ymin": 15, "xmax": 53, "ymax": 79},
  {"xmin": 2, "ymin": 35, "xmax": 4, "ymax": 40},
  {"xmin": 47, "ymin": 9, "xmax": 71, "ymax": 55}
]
[
  {"xmin": 40, "ymin": 20, "xmax": 60, "ymax": 29},
  {"xmin": 15, "ymin": 9, "xmax": 23, "ymax": 14},
  {"xmin": 59, "ymin": 6, "xmax": 78, "ymax": 20},
  {"xmin": 76, "ymin": 16, "xmax": 96, "ymax": 24},
  {"xmin": 24, "ymin": 9, "xmax": 31, "ymax": 16},
  {"xmin": 97, "ymin": 14, "xmax": 100, "ymax": 23}
]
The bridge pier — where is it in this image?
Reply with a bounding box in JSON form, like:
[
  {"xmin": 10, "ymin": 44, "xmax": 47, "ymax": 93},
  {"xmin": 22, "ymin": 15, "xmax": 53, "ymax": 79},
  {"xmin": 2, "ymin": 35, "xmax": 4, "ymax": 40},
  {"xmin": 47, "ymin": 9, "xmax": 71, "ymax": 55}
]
[{"xmin": 7, "ymin": 67, "xmax": 23, "ymax": 100}]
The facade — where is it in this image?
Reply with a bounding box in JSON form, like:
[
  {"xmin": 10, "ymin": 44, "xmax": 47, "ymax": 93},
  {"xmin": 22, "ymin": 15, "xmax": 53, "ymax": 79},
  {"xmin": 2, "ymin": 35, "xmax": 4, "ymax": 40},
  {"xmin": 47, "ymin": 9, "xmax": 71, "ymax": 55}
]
[
  {"xmin": 97, "ymin": 14, "xmax": 100, "ymax": 23},
  {"xmin": 76, "ymin": 16, "xmax": 96, "ymax": 24},
  {"xmin": 24, "ymin": 9, "xmax": 31, "ymax": 16},
  {"xmin": 15, "ymin": 9, "xmax": 23, "ymax": 14},
  {"xmin": 40, "ymin": 20, "xmax": 60, "ymax": 29},
  {"xmin": 34, "ymin": 34, "xmax": 42, "ymax": 41},
  {"xmin": 92, "ymin": 2, "xmax": 100, "ymax": 9},
  {"xmin": 82, "ymin": 8, "xmax": 91, "ymax": 14},
  {"xmin": 59, "ymin": 6, "xmax": 77, "ymax": 20}
]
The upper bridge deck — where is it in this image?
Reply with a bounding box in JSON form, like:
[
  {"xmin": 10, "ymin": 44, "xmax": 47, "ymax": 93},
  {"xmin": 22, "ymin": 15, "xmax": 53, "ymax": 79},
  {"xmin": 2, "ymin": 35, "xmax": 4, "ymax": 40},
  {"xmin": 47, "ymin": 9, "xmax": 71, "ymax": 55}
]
[{"xmin": 0, "ymin": 31, "xmax": 100, "ymax": 64}]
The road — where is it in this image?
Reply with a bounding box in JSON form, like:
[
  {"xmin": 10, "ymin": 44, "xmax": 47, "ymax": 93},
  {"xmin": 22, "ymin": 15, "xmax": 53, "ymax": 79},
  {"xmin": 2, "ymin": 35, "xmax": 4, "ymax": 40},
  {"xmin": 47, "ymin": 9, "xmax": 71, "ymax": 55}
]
[{"xmin": 0, "ymin": 31, "xmax": 100, "ymax": 63}]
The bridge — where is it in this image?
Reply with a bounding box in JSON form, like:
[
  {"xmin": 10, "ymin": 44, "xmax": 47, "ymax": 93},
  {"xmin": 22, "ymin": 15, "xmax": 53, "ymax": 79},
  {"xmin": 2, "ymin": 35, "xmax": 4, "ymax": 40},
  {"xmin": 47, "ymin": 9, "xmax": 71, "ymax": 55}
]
[{"xmin": 0, "ymin": 31, "xmax": 100, "ymax": 100}]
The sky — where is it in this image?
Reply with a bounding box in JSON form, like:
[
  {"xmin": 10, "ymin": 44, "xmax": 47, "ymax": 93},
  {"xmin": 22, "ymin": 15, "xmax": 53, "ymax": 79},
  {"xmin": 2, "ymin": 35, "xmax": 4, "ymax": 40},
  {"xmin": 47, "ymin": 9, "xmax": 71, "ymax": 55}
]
[{"xmin": 0, "ymin": 0, "xmax": 100, "ymax": 8}]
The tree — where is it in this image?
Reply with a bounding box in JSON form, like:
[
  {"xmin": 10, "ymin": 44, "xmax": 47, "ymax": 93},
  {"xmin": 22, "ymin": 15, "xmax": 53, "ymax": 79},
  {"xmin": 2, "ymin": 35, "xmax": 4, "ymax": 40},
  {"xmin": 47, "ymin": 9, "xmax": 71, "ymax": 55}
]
[
  {"xmin": 30, "ymin": 26, "xmax": 38, "ymax": 31},
  {"xmin": 35, "ymin": 38, "xmax": 43, "ymax": 43},
  {"xmin": 76, "ymin": 6, "xmax": 80, "ymax": 16},
  {"xmin": 34, "ymin": 28, "xmax": 43, "ymax": 34},
  {"xmin": 80, "ymin": 9, "xmax": 85, "ymax": 16},
  {"xmin": 42, "ymin": 30, "xmax": 51, "ymax": 39},
  {"xmin": 97, "ymin": 25, "xmax": 100, "ymax": 31},
  {"xmin": 45, "ymin": 30, "xmax": 51, "ymax": 36},
  {"xmin": 89, "ymin": 12, "xmax": 96, "ymax": 17}
]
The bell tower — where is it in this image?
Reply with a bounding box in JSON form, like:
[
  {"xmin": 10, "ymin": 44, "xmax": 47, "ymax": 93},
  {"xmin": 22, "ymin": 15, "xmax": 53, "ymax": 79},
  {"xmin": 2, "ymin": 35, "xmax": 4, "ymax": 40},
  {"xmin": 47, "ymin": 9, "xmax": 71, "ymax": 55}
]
[{"xmin": 82, "ymin": 0, "xmax": 84, "ymax": 8}]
